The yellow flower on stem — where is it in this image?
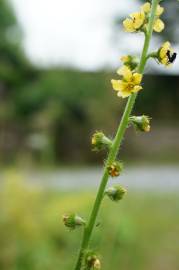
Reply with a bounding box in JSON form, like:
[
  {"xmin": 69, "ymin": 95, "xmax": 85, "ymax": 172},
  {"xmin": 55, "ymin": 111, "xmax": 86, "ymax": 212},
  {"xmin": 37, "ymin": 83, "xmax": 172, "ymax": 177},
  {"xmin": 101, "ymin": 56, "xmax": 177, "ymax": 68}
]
[
  {"xmin": 141, "ymin": 2, "xmax": 164, "ymax": 16},
  {"xmin": 159, "ymin": 41, "xmax": 177, "ymax": 66},
  {"xmin": 111, "ymin": 66, "xmax": 143, "ymax": 98},
  {"xmin": 153, "ymin": 18, "xmax": 165, "ymax": 32},
  {"xmin": 141, "ymin": 2, "xmax": 165, "ymax": 32},
  {"xmin": 156, "ymin": 4, "xmax": 164, "ymax": 16},
  {"xmin": 141, "ymin": 2, "xmax": 151, "ymax": 13},
  {"xmin": 123, "ymin": 2, "xmax": 164, "ymax": 33},
  {"xmin": 123, "ymin": 11, "xmax": 145, "ymax": 32}
]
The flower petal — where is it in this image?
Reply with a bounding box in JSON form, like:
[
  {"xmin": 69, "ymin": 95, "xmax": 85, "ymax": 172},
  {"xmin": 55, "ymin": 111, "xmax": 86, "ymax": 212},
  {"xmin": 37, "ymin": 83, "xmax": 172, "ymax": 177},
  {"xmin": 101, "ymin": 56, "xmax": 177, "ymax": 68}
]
[
  {"xmin": 141, "ymin": 2, "xmax": 151, "ymax": 13},
  {"xmin": 123, "ymin": 18, "xmax": 135, "ymax": 32},
  {"xmin": 161, "ymin": 57, "xmax": 170, "ymax": 66},
  {"xmin": 117, "ymin": 66, "xmax": 132, "ymax": 81},
  {"xmin": 130, "ymin": 12, "xmax": 145, "ymax": 29},
  {"xmin": 132, "ymin": 85, "xmax": 143, "ymax": 93},
  {"xmin": 132, "ymin": 73, "xmax": 143, "ymax": 85},
  {"xmin": 162, "ymin": 41, "xmax": 171, "ymax": 50},
  {"xmin": 153, "ymin": 19, "xmax": 165, "ymax": 32},
  {"xmin": 156, "ymin": 4, "xmax": 164, "ymax": 16},
  {"xmin": 111, "ymin": 79, "xmax": 125, "ymax": 91},
  {"xmin": 117, "ymin": 90, "xmax": 131, "ymax": 98},
  {"xmin": 159, "ymin": 42, "xmax": 170, "ymax": 59}
]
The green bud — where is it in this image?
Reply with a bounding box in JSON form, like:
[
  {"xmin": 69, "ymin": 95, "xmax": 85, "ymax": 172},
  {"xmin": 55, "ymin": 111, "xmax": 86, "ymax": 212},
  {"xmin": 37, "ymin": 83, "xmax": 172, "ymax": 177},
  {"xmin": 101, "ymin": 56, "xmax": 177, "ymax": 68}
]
[
  {"xmin": 84, "ymin": 250, "xmax": 101, "ymax": 270},
  {"xmin": 93, "ymin": 259, "xmax": 101, "ymax": 270},
  {"xmin": 63, "ymin": 214, "xmax": 86, "ymax": 230},
  {"xmin": 91, "ymin": 131, "xmax": 112, "ymax": 152},
  {"xmin": 120, "ymin": 55, "xmax": 139, "ymax": 70},
  {"xmin": 105, "ymin": 185, "xmax": 127, "ymax": 202},
  {"xmin": 107, "ymin": 161, "xmax": 123, "ymax": 177},
  {"xmin": 129, "ymin": 115, "xmax": 151, "ymax": 132}
]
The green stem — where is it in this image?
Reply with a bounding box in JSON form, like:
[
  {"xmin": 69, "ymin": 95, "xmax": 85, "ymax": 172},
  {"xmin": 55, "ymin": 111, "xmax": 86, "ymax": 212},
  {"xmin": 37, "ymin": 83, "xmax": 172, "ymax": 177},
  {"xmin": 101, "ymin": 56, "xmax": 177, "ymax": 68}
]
[{"xmin": 73, "ymin": 1, "xmax": 159, "ymax": 269}]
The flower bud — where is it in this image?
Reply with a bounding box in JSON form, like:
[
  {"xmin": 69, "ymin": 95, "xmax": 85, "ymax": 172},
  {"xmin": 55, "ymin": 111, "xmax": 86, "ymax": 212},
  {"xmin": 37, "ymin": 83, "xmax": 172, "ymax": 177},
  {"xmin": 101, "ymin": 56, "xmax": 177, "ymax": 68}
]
[
  {"xmin": 107, "ymin": 161, "xmax": 123, "ymax": 177},
  {"xmin": 120, "ymin": 55, "xmax": 139, "ymax": 70},
  {"xmin": 129, "ymin": 115, "xmax": 151, "ymax": 132},
  {"xmin": 91, "ymin": 131, "xmax": 112, "ymax": 152},
  {"xmin": 63, "ymin": 214, "xmax": 86, "ymax": 230},
  {"xmin": 105, "ymin": 185, "xmax": 127, "ymax": 202},
  {"xmin": 93, "ymin": 259, "xmax": 101, "ymax": 269},
  {"xmin": 84, "ymin": 251, "xmax": 101, "ymax": 270}
]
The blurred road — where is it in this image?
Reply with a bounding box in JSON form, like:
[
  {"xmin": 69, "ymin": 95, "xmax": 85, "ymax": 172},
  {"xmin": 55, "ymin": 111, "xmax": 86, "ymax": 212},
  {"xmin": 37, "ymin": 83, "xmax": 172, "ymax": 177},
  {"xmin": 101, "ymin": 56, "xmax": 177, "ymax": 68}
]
[{"xmin": 22, "ymin": 166, "xmax": 179, "ymax": 191}]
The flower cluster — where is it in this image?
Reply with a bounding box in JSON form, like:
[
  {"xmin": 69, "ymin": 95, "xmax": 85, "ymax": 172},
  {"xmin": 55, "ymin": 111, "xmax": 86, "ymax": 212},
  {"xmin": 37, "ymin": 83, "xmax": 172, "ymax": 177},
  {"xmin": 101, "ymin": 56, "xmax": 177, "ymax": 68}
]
[
  {"xmin": 111, "ymin": 66, "xmax": 143, "ymax": 98},
  {"xmin": 111, "ymin": 2, "xmax": 177, "ymax": 100},
  {"xmin": 123, "ymin": 2, "xmax": 164, "ymax": 33}
]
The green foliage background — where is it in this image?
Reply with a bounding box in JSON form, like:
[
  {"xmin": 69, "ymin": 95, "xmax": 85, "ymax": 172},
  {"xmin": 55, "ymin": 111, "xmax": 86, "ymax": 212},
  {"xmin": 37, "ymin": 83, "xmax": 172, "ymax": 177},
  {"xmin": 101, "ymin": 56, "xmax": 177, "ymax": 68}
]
[{"xmin": 1, "ymin": 173, "xmax": 179, "ymax": 270}]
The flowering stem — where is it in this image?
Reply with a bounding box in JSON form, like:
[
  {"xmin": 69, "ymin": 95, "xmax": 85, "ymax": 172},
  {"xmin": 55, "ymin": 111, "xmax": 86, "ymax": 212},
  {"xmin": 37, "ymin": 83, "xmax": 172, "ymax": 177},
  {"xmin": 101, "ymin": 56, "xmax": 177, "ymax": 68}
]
[{"xmin": 73, "ymin": 0, "xmax": 159, "ymax": 269}]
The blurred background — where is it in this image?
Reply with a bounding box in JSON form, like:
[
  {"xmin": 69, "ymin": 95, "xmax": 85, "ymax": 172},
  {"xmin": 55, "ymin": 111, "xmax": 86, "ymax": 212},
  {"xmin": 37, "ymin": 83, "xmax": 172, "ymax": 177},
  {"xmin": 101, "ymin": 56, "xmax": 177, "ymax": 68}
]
[{"xmin": 0, "ymin": 0, "xmax": 179, "ymax": 269}]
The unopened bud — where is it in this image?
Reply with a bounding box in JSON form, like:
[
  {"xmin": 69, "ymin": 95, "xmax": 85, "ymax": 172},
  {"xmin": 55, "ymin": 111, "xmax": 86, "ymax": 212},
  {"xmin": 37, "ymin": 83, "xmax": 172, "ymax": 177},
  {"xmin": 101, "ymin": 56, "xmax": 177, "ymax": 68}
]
[
  {"xmin": 91, "ymin": 131, "xmax": 112, "ymax": 152},
  {"xmin": 130, "ymin": 115, "xmax": 151, "ymax": 132},
  {"xmin": 93, "ymin": 259, "xmax": 101, "ymax": 269},
  {"xmin": 107, "ymin": 161, "xmax": 123, "ymax": 177},
  {"xmin": 105, "ymin": 185, "xmax": 127, "ymax": 202},
  {"xmin": 84, "ymin": 251, "xmax": 101, "ymax": 270},
  {"xmin": 120, "ymin": 55, "xmax": 139, "ymax": 70},
  {"xmin": 63, "ymin": 214, "xmax": 86, "ymax": 230}
]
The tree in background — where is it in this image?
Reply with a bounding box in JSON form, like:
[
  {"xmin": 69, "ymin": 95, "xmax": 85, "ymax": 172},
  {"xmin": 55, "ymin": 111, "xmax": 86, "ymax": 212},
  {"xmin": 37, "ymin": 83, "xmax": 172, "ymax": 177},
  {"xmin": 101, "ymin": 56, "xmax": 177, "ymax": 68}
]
[
  {"xmin": 0, "ymin": 0, "xmax": 178, "ymax": 165},
  {"xmin": 0, "ymin": 0, "xmax": 38, "ymax": 163}
]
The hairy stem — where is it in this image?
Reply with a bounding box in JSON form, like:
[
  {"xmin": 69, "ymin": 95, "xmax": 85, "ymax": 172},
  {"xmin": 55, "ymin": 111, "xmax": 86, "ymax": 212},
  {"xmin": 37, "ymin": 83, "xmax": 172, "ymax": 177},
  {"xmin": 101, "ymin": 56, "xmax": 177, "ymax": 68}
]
[{"xmin": 73, "ymin": 0, "xmax": 159, "ymax": 269}]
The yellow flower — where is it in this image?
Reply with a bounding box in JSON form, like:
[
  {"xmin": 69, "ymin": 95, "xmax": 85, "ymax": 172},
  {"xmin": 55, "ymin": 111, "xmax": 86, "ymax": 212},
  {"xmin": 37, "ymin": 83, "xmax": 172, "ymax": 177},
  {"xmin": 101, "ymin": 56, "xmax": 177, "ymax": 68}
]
[
  {"xmin": 159, "ymin": 41, "xmax": 177, "ymax": 66},
  {"xmin": 153, "ymin": 18, "xmax": 165, "ymax": 32},
  {"xmin": 123, "ymin": 12, "xmax": 145, "ymax": 32},
  {"xmin": 111, "ymin": 66, "xmax": 143, "ymax": 98},
  {"xmin": 141, "ymin": 2, "xmax": 164, "ymax": 16},
  {"xmin": 141, "ymin": 2, "xmax": 164, "ymax": 32},
  {"xmin": 156, "ymin": 5, "xmax": 164, "ymax": 16},
  {"xmin": 141, "ymin": 2, "xmax": 151, "ymax": 13},
  {"xmin": 123, "ymin": 3, "xmax": 165, "ymax": 34},
  {"xmin": 159, "ymin": 42, "xmax": 171, "ymax": 59}
]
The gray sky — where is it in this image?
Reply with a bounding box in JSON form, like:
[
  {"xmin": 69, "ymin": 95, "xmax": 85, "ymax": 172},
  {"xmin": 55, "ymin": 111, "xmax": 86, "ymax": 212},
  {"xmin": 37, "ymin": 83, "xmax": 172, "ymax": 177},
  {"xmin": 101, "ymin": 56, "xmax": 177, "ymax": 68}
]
[{"xmin": 11, "ymin": 0, "xmax": 178, "ymax": 73}]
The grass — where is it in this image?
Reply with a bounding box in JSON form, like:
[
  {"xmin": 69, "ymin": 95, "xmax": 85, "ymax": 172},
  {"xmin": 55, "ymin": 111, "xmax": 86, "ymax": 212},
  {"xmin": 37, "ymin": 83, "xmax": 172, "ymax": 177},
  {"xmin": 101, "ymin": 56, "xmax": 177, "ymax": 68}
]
[{"xmin": 0, "ymin": 172, "xmax": 179, "ymax": 270}]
